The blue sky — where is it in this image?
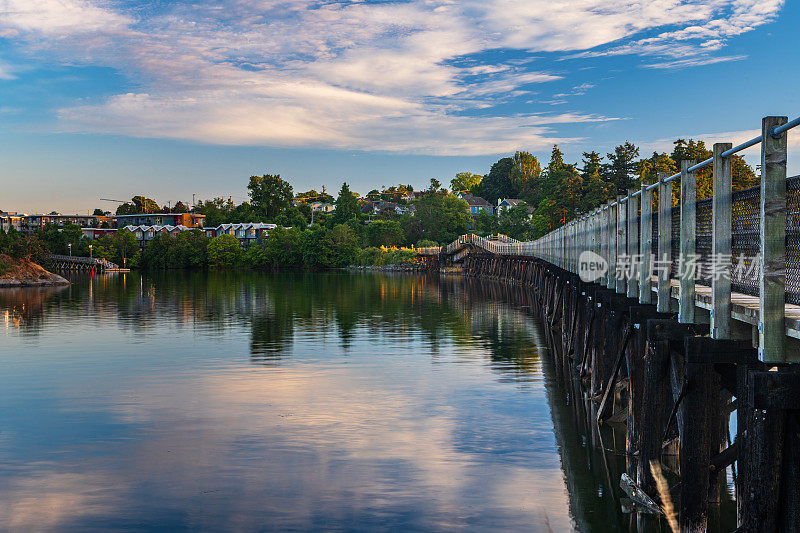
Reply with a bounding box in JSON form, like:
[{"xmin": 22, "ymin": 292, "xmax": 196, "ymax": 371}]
[{"xmin": 1, "ymin": 0, "xmax": 797, "ymax": 214}]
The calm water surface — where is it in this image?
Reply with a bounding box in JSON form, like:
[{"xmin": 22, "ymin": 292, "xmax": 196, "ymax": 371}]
[{"xmin": 0, "ymin": 271, "xmax": 706, "ymax": 531}]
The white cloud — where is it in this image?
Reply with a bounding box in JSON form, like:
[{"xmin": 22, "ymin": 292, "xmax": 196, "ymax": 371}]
[
  {"xmin": 0, "ymin": 0, "xmax": 787, "ymax": 153},
  {"xmin": 0, "ymin": 0, "xmax": 130, "ymax": 34}
]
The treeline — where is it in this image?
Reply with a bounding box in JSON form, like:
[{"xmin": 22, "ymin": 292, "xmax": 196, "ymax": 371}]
[{"xmin": 468, "ymin": 139, "xmax": 757, "ymax": 237}]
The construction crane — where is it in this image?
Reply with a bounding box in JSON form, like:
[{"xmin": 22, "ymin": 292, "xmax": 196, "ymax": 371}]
[{"xmin": 100, "ymin": 198, "xmax": 126, "ymax": 204}]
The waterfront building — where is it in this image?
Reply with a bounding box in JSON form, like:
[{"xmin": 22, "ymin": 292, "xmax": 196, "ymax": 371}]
[
  {"xmin": 113, "ymin": 212, "xmax": 205, "ymax": 229},
  {"xmin": 22, "ymin": 214, "xmax": 97, "ymax": 232},
  {"xmin": 205, "ymin": 223, "xmax": 277, "ymax": 244},
  {"xmin": 0, "ymin": 212, "xmax": 26, "ymax": 232}
]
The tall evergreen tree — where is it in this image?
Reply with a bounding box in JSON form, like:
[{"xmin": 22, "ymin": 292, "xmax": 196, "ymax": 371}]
[
  {"xmin": 333, "ymin": 182, "xmax": 360, "ymax": 224},
  {"xmin": 603, "ymin": 141, "xmax": 640, "ymax": 195}
]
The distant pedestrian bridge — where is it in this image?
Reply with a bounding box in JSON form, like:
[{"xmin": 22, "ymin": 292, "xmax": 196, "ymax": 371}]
[{"xmin": 47, "ymin": 255, "xmax": 120, "ymax": 272}]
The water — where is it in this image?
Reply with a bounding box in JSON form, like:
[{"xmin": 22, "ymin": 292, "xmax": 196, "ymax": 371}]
[{"xmin": 0, "ymin": 271, "xmax": 726, "ymax": 531}]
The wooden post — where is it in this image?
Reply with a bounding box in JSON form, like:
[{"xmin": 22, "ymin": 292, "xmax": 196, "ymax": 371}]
[
  {"xmin": 627, "ymin": 189, "xmax": 639, "ymax": 298},
  {"xmin": 617, "ymin": 195, "xmax": 626, "ymax": 294},
  {"xmin": 640, "ymin": 182, "xmax": 653, "ymax": 304},
  {"xmin": 608, "ymin": 201, "xmax": 617, "ymax": 290},
  {"xmin": 760, "ymin": 116, "xmax": 788, "ymax": 362},
  {"xmin": 600, "ymin": 206, "xmax": 608, "ymax": 282},
  {"xmin": 657, "ymin": 173, "xmax": 672, "ymax": 313},
  {"xmin": 711, "ymin": 142, "xmax": 732, "ymax": 339},
  {"xmin": 679, "ymin": 159, "xmax": 697, "ymax": 324}
]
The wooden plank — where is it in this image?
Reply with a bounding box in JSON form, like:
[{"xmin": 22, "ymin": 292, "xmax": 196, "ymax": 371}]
[
  {"xmin": 679, "ymin": 159, "xmax": 697, "ymax": 324},
  {"xmin": 760, "ymin": 116, "xmax": 789, "ymax": 362},
  {"xmin": 639, "ymin": 182, "xmax": 653, "ymax": 304},
  {"xmin": 712, "ymin": 142, "xmax": 732, "ymax": 339},
  {"xmin": 657, "ymin": 173, "xmax": 672, "ymax": 313}
]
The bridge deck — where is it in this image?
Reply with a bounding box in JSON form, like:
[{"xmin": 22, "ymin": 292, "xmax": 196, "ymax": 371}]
[{"xmin": 652, "ymin": 277, "xmax": 800, "ymax": 340}]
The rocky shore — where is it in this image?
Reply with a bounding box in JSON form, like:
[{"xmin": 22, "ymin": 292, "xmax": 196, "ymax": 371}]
[{"xmin": 0, "ymin": 255, "xmax": 70, "ymax": 288}]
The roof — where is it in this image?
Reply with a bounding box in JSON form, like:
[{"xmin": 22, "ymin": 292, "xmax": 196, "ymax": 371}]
[
  {"xmin": 498, "ymin": 198, "xmax": 525, "ymax": 206},
  {"xmin": 115, "ymin": 212, "xmax": 204, "ymax": 218},
  {"xmin": 462, "ymin": 194, "xmax": 492, "ymax": 207},
  {"xmin": 213, "ymin": 223, "xmax": 277, "ymax": 231},
  {"xmin": 123, "ymin": 224, "xmax": 191, "ymax": 232}
]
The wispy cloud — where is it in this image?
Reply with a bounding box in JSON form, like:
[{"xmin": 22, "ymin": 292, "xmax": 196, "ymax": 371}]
[{"xmin": 0, "ymin": 0, "xmax": 786, "ymax": 154}]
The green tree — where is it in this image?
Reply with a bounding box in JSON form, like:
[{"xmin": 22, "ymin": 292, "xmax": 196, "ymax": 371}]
[
  {"xmin": 333, "ymin": 182, "xmax": 360, "ymax": 224},
  {"xmin": 450, "ymin": 172, "xmax": 482, "ymax": 193},
  {"xmin": 403, "ymin": 194, "xmax": 470, "ymax": 244},
  {"xmin": 207, "ymin": 234, "xmax": 242, "ymax": 268},
  {"xmin": 603, "ymin": 141, "xmax": 640, "ymax": 195},
  {"xmin": 274, "ymin": 206, "xmax": 309, "ymax": 228},
  {"xmin": 510, "ymin": 151, "xmax": 542, "ymax": 201},
  {"xmin": 475, "ymin": 157, "xmax": 516, "ymax": 204},
  {"xmin": 365, "ymin": 220, "xmax": 404, "ymax": 247},
  {"xmin": 263, "ymin": 227, "xmax": 303, "ymax": 267},
  {"xmin": 299, "ymin": 225, "xmax": 332, "ymax": 269},
  {"xmin": 580, "ymin": 151, "xmax": 608, "ymax": 209},
  {"xmin": 329, "ymin": 224, "xmax": 360, "ymax": 267},
  {"xmin": 247, "ymin": 174, "xmax": 293, "ymax": 219}
]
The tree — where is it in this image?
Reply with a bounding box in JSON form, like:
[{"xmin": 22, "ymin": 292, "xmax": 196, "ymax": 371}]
[
  {"xmin": 299, "ymin": 225, "xmax": 332, "ymax": 268},
  {"xmin": 365, "ymin": 220, "xmax": 404, "ymax": 247},
  {"xmin": 92, "ymin": 208, "xmax": 107, "ymax": 216},
  {"xmin": 429, "ymin": 178, "xmax": 442, "ymax": 194},
  {"xmin": 114, "ymin": 229, "xmax": 140, "ymax": 266},
  {"xmin": 207, "ymin": 234, "xmax": 242, "ymax": 268},
  {"xmin": 603, "ymin": 142, "xmax": 640, "ymax": 195},
  {"xmin": 194, "ymin": 197, "xmax": 236, "ymax": 227},
  {"xmin": 475, "ymin": 157, "xmax": 516, "ymax": 204},
  {"xmin": 403, "ymin": 194, "xmax": 470, "ymax": 244},
  {"xmin": 450, "ymin": 172, "xmax": 482, "ymax": 193},
  {"xmin": 329, "ymin": 224, "xmax": 360, "ymax": 267},
  {"xmin": 580, "ymin": 151, "xmax": 608, "ymax": 209},
  {"xmin": 498, "ymin": 202, "xmax": 533, "ymax": 240},
  {"xmin": 247, "ymin": 174, "xmax": 293, "ymax": 219},
  {"xmin": 510, "ymin": 151, "xmax": 542, "ymax": 201},
  {"xmin": 333, "ymin": 182, "xmax": 360, "ymax": 224},
  {"xmin": 172, "ymin": 201, "xmax": 189, "ymax": 213},
  {"xmin": 132, "ymin": 195, "xmax": 160, "ymax": 213},
  {"xmin": 263, "ymin": 227, "xmax": 302, "ymax": 267},
  {"xmin": 274, "ymin": 206, "xmax": 308, "ymax": 228}
]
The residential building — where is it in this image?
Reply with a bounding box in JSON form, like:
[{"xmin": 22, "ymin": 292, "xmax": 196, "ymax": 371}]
[
  {"xmin": 22, "ymin": 214, "xmax": 97, "ymax": 232},
  {"xmin": 401, "ymin": 191, "xmax": 426, "ymax": 201},
  {"xmin": 205, "ymin": 223, "xmax": 277, "ymax": 244},
  {"xmin": 113, "ymin": 212, "xmax": 205, "ymax": 229},
  {"xmin": 497, "ymin": 199, "xmax": 533, "ymax": 216},
  {"xmin": 82, "ymin": 228, "xmax": 118, "ymax": 241},
  {"xmin": 372, "ymin": 201, "xmax": 411, "ymax": 216},
  {"xmin": 460, "ymin": 193, "xmax": 494, "ymax": 216},
  {"xmin": 308, "ymin": 202, "xmax": 336, "ymax": 213},
  {"xmin": 124, "ymin": 225, "xmax": 193, "ymax": 247},
  {"xmin": 0, "ymin": 212, "xmax": 26, "ymax": 232}
]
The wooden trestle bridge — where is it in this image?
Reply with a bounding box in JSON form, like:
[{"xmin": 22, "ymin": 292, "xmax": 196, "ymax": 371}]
[
  {"xmin": 47, "ymin": 254, "xmax": 122, "ymax": 272},
  {"xmin": 419, "ymin": 116, "xmax": 800, "ymax": 531}
]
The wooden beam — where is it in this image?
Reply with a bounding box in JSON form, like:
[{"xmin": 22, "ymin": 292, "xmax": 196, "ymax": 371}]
[
  {"xmin": 657, "ymin": 173, "xmax": 672, "ymax": 313},
  {"xmin": 608, "ymin": 201, "xmax": 617, "ymax": 290},
  {"xmin": 760, "ymin": 116, "xmax": 789, "ymax": 362},
  {"xmin": 617, "ymin": 194, "xmax": 626, "ymax": 294},
  {"xmin": 711, "ymin": 142, "xmax": 732, "ymax": 339},
  {"xmin": 627, "ymin": 188, "xmax": 639, "ymax": 298},
  {"xmin": 679, "ymin": 159, "xmax": 697, "ymax": 324},
  {"xmin": 639, "ymin": 182, "xmax": 653, "ymax": 304}
]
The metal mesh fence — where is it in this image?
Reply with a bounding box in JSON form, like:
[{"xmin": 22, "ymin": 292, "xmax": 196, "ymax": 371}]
[{"xmin": 659, "ymin": 176, "xmax": 800, "ymax": 304}]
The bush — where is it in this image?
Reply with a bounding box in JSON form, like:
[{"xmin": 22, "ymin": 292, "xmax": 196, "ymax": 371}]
[
  {"xmin": 415, "ymin": 239, "xmax": 438, "ymax": 248},
  {"xmin": 208, "ymin": 234, "xmax": 242, "ymax": 268}
]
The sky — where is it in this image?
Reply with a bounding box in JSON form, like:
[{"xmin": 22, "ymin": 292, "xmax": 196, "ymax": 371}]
[{"xmin": 0, "ymin": 0, "xmax": 798, "ymax": 214}]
